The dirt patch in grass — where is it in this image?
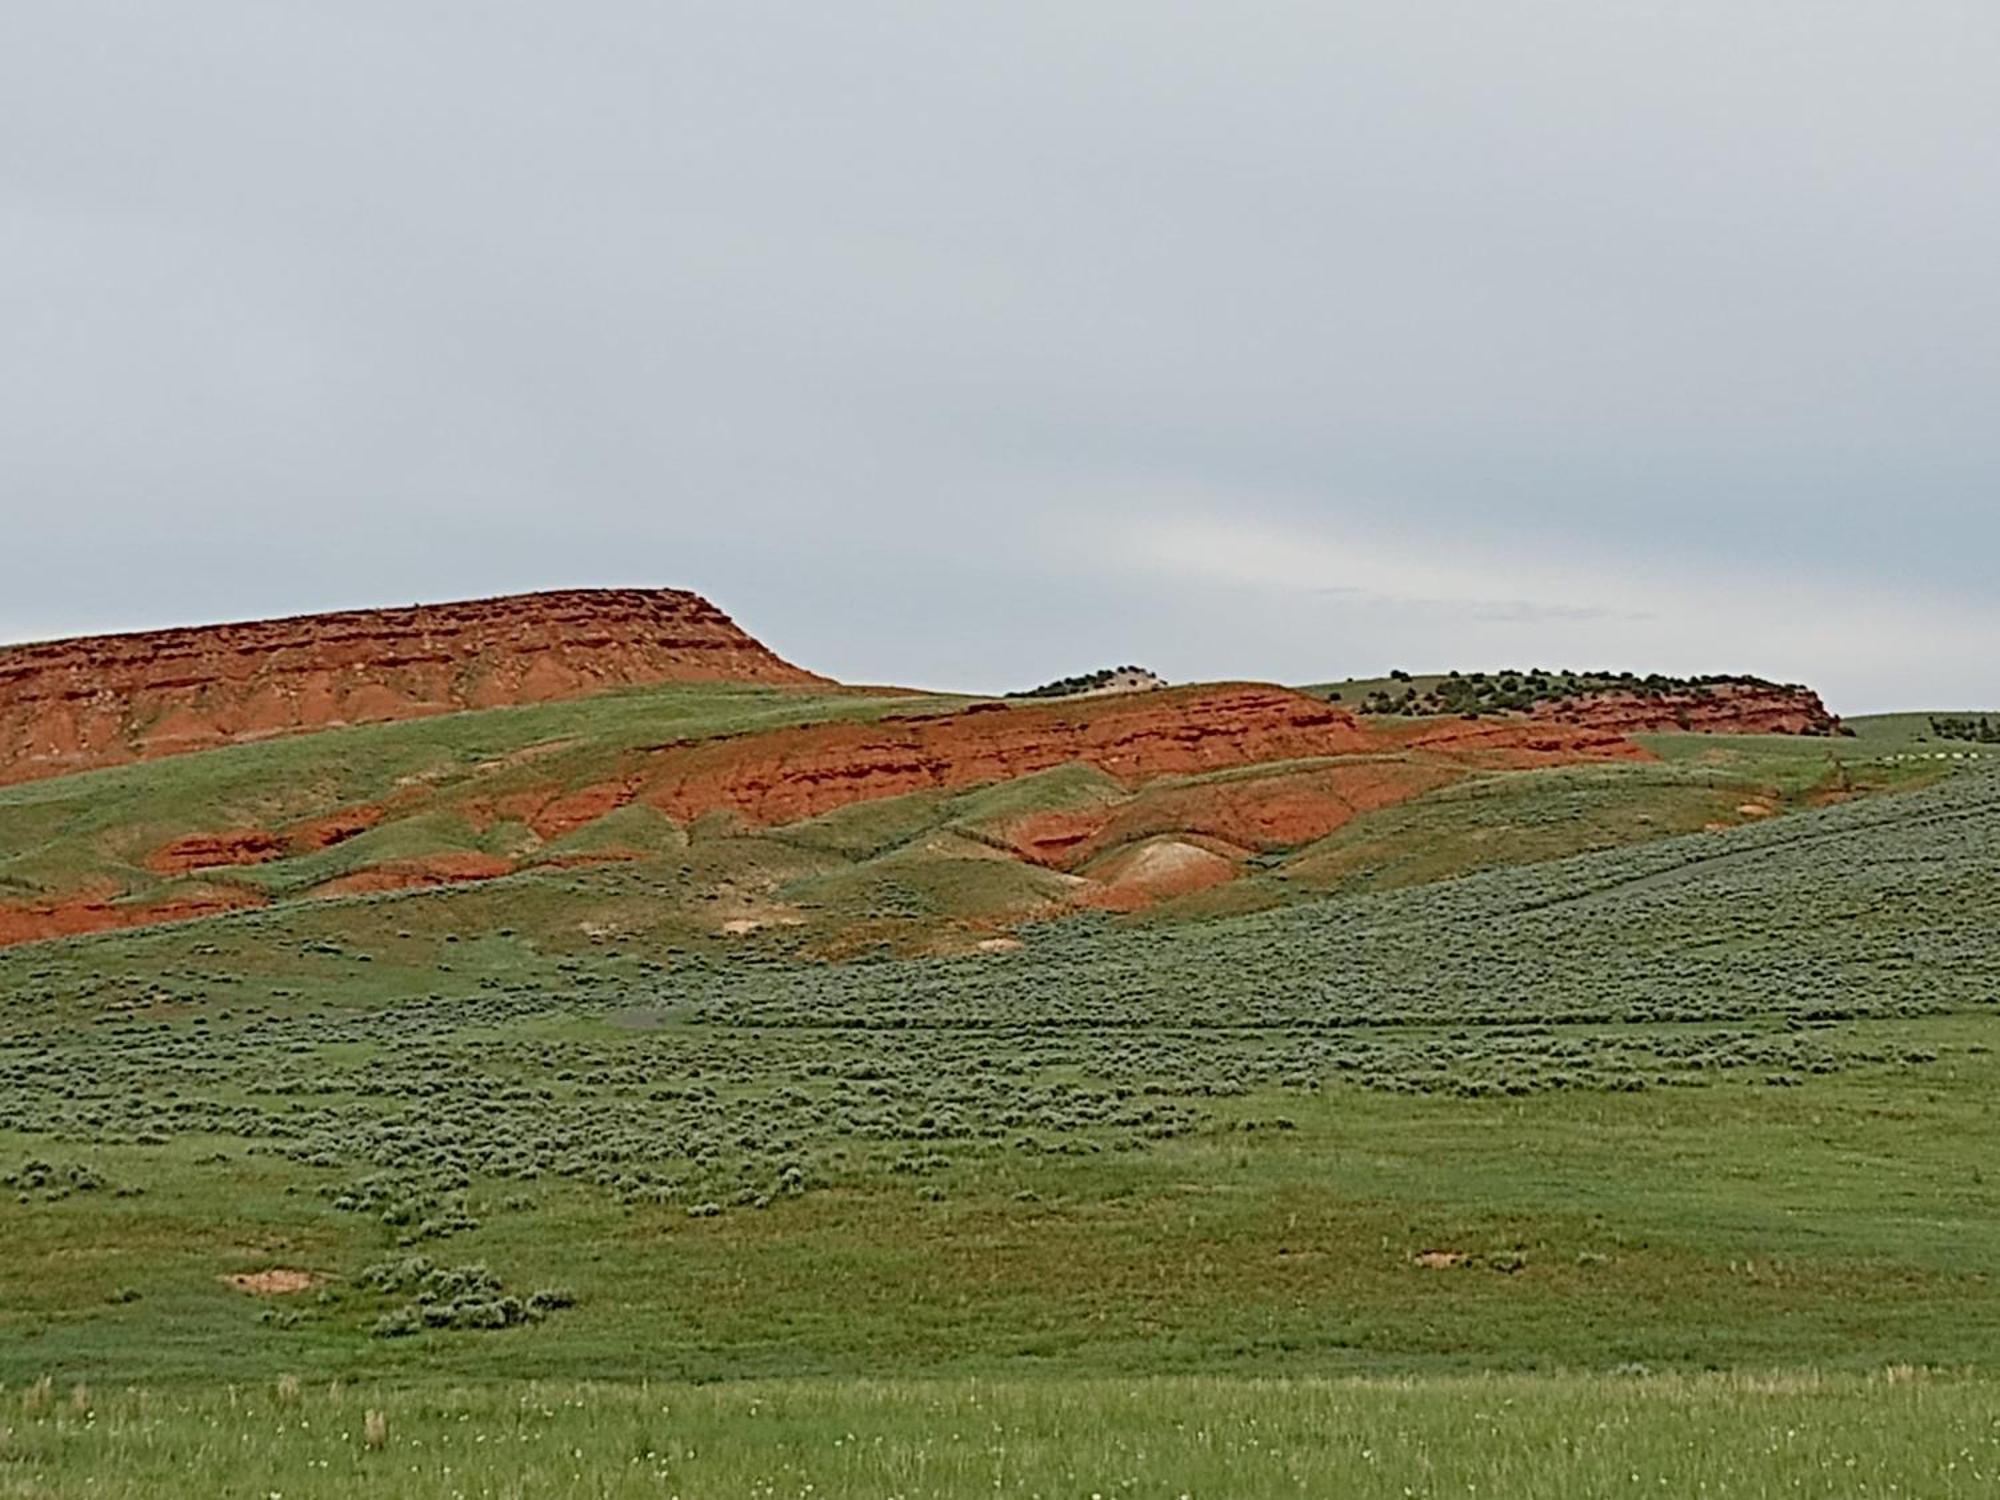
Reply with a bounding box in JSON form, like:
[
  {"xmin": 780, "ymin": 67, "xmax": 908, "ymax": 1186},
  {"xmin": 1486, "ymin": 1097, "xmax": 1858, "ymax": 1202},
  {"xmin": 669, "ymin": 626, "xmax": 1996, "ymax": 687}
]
[{"xmin": 223, "ymin": 1268, "xmax": 324, "ymax": 1296}]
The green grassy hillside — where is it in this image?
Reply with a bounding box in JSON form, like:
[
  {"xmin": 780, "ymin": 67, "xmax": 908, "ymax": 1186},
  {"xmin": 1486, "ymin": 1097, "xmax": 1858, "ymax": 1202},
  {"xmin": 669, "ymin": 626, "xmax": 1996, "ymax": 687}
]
[
  {"xmin": 0, "ymin": 681, "xmax": 952, "ymax": 903},
  {"xmin": 4, "ymin": 761, "xmax": 1997, "ymax": 1387}
]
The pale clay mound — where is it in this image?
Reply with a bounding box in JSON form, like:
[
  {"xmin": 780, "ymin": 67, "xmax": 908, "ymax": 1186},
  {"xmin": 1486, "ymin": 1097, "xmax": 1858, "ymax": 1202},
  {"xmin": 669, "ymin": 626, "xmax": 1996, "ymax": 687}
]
[{"xmin": 1097, "ymin": 838, "xmax": 1240, "ymax": 896}]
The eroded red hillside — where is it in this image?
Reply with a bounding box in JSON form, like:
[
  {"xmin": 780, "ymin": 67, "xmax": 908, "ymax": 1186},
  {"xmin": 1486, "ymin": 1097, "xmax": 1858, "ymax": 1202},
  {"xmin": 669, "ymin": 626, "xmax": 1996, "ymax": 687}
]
[
  {"xmin": 0, "ymin": 637, "xmax": 1847, "ymax": 947},
  {"xmin": 635, "ymin": 684, "xmax": 1375, "ymax": 827},
  {"xmin": 0, "ymin": 588, "xmax": 824, "ymax": 786},
  {"xmin": 0, "ymin": 882, "xmax": 264, "ymax": 948},
  {"xmin": 1001, "ymin": 759, "xmax": 1469, "ymax": 870},
  {"xmin": 439, "ymin": 684, "xmax": 1381, "ymax": 839},
  {"xmin": 1, "ymin": 684, "xmax": 1397, "ymax": 944}
]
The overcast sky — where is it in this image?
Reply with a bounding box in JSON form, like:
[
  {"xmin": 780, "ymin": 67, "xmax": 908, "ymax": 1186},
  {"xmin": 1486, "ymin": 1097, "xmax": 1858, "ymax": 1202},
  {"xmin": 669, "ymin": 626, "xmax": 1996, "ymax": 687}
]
[{"xmin": 4, "ymin": 4, "xmax": 1995, "ymax": 710}]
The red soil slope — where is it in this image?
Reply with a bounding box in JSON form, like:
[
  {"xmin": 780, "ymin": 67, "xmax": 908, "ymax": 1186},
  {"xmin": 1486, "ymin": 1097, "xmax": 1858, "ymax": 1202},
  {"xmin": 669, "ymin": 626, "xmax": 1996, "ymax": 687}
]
[
  {"xmin": 636, "ymin": 685, "xmax": 1375, "ymax": 827},
  {"xmin": 449, "ymin": 684, "xmax": 1376, "ymax": 839},
  {"xmin": 0, "ymin": 883, "xmax": 264, "ymax": 948},
  {"xmin": 108, "ymin": 688, "xmax": 1651, "ymax": 897},
  {"xmin": 0, "ymin": 588, "xmax": 823, "ymax": 787},
  {"xmin": 1002, "ymin": 759, "xmax": 1470, "ymax": 870},
  {"xmin": 1, "ymin": 685, "xmax": 1384, "ymax": 944}
]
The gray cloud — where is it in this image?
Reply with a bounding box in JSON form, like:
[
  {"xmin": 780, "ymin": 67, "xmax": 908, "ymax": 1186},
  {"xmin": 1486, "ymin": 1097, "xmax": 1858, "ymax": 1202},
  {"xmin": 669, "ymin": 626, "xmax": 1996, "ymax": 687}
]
[{"xmin": 2, "ymin": 2, "xmax": 1995, "ymax": 711}]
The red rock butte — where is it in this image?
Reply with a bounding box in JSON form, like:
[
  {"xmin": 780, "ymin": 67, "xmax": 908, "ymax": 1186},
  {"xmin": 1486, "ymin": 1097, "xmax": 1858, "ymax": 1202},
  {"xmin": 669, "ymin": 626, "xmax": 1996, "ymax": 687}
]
[{"xmin": 0, "ymin": 588, "xmax": 825, "ymax": 786}]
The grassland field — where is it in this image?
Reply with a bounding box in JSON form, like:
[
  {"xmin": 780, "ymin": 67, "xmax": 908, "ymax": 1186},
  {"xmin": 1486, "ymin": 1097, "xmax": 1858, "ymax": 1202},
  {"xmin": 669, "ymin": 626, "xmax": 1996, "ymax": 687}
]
[
  {"xmin": 1, "ymin": 693, "xmax": 1996, "ymax": 1494},
  {"xmin": 7, "ymin": 1372, "xmax": 1996, "ymax": 1498}
]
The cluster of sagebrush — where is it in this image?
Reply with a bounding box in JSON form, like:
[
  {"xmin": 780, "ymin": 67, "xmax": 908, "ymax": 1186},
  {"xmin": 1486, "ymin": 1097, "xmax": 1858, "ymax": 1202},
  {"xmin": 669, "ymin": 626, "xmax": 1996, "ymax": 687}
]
[
  {"xmin": 326, "ymin": 1169, "xmax": 480, "ymax": 1245},
  {"xmin": 1351, "ymin": 668, "xmax": 1788, "ymax": 718},
  {"xmin": 1006, "ymin": 665, "xmax": 1154, "ymax": 699},
  {"xmin": 1930, "ymin": 715, "xmax": 2000, "ymax": 744},
  {"xmin": 358, "ymin": 1255, "xmax": 575, "ymax": 1339},
  {"xmin": 2, "ymin": 1156, "xmax": 136, "ymax": 1202}
]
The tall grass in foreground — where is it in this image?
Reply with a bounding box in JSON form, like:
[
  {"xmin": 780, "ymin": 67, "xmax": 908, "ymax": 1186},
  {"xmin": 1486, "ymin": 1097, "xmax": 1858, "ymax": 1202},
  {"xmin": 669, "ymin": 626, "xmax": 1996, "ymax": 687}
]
[{"xmin": 2, "ymin": 1371, "xmax": 1994, "ymax": 1498}]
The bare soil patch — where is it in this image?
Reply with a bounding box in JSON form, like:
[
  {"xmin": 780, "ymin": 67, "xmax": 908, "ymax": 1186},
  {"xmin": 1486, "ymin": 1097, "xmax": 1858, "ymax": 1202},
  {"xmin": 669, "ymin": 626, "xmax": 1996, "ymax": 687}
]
[{"xmin": 223, "ymin": 1268, "xmax": 324, "ymax": 1296}]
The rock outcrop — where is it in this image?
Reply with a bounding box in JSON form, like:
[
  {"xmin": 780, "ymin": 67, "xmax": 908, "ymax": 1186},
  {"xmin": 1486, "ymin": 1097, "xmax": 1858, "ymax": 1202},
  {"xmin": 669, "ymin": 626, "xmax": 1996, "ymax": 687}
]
[
  {"xmin": 1531, "ymin": 682, "xmax": 1842, "ymax": 737},
  {"xmin": 0, "ymin": 588, "xmax": 824, "ymax": 786}
]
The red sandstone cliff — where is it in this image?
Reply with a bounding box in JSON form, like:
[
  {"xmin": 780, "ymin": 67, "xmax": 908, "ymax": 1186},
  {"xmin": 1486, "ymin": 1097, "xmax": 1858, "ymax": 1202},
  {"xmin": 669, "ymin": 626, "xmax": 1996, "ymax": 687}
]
[
  {"xmin": 0, "ymin": 588, "xmax": 825, "ymax": 786},
  {"xmin": 1530, "ymin": 682, "xmax": 1842, "ymax": 737}
]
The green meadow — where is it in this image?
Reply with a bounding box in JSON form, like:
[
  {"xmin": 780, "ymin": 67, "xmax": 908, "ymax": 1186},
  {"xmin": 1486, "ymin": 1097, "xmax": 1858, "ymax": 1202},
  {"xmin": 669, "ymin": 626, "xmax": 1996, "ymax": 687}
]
[{"xmin": 7, "ymin": 1371, "xmax": 1996, "ymax": 1499}]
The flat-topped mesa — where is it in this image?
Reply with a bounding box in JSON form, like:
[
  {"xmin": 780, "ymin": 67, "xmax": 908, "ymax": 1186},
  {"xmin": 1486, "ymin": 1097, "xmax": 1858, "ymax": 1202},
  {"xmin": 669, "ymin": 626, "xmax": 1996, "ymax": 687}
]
[{"xmin": 0, "ymin": 588, "xmax": 826, "ymax": 786}]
